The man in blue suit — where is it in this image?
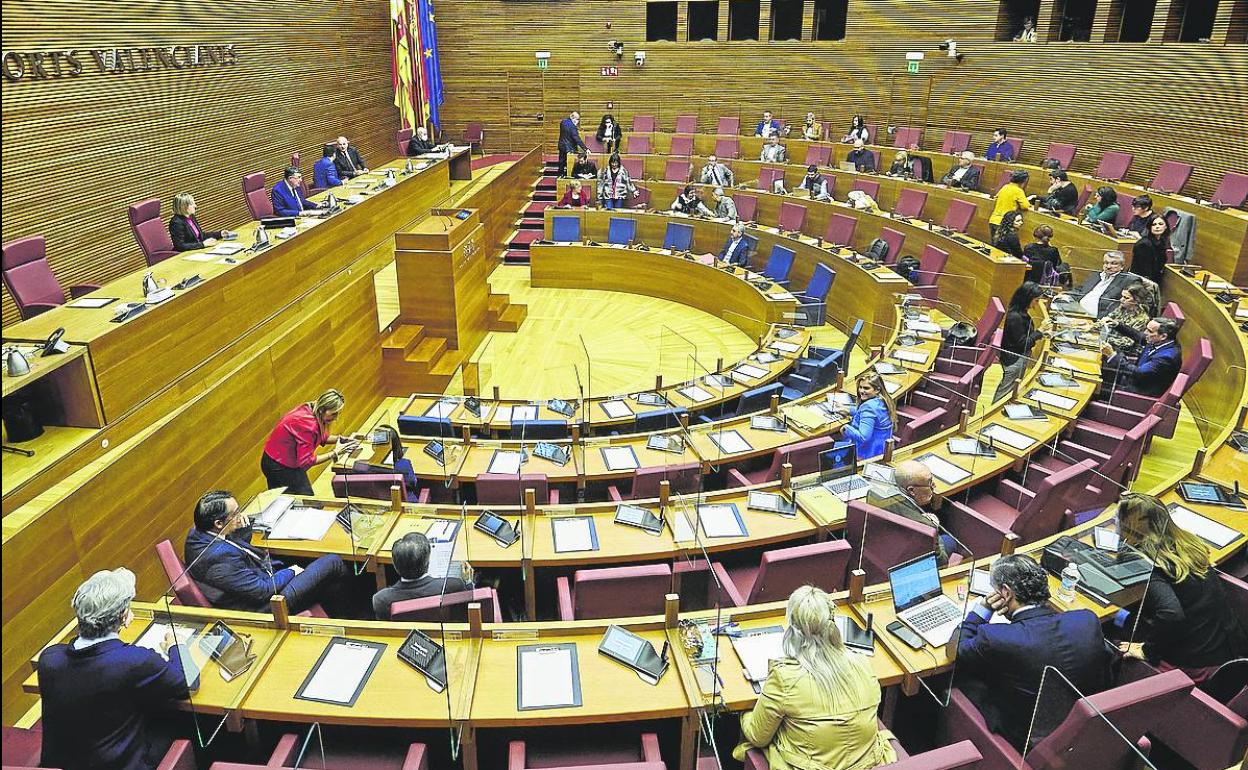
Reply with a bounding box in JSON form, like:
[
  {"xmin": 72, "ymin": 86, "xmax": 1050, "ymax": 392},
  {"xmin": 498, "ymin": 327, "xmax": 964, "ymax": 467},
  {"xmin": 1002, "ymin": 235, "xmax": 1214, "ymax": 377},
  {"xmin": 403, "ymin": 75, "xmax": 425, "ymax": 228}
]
[
  {"xmin": 312, "ymin": 144, "xmax": 342, "ymax": 189},
  {"xmin": 270, "ymin": 167, "xmax": 323, "ymax": 217},
  {"xmin": 718, "ymin": 222, "xmax": 751, "ymax": 266},
  {"xmin": 1101, "ymin": 316, "xmax": 1182, "ymax": 396},
  {"xmin": 557, "ymin": 111, "xmax": 587, "ymax": 179},
  {"xmin": 754, "ymin": 110, "xmax": 781, "ymax": 138},
  {"xmin": 38, "ymin": 568, "xmax": 199, "ymax": 770},
  {"xmin": 956, "ymin": 554, "xmax": 1112, "ymax": 752},
  {"xmin": 184, "ymin": 490, "xmax": 347, "ymax": 614}
]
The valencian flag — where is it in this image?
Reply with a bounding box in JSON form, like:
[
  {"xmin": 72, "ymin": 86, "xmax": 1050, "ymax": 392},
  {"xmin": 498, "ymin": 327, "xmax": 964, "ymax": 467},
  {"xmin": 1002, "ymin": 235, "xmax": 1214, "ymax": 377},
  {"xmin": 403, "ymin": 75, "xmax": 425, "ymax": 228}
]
[
  {"xmin": 390, "ymin": 0, "xmax": 445, "ymax": 132},
  {"xmin": 390, "ymin": 0, "xmax": 420, "ymax": 130}
]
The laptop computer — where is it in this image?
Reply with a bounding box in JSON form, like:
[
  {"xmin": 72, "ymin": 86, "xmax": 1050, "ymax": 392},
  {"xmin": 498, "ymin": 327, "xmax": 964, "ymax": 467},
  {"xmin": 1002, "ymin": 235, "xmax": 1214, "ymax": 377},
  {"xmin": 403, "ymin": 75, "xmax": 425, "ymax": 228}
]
[{"xmin": 888, "ymin": 552, "xmax": 962, "ymax": 647}]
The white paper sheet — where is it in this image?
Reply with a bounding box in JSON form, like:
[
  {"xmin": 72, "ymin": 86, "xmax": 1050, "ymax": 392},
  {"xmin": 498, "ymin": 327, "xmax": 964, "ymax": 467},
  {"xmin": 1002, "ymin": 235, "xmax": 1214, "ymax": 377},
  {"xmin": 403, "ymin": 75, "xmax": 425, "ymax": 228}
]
[
  {"xmin": 601, "ymin": 400, "xmax": 633, "ymax": 419},
  {"xmin": 300, "ymin": 642, "xmax": 380, "ymax": 704},
  {"xmin": 1168, "ymin": 504, "xmax": 1240, "ymax": 548},
  {"xmin": 892, "ymin": 349, "xmax": 930, "ymax": 364},
  {"xmin": 698, "ymin": 504, "xmax": 746, "ymax": 537},
  {"xmin": 67, "ymin": 296, "xmax": 117, "ymax": 308},
  {"xmin": 732, "ymin": 630, "xmax": 786, "ymax": 682},
  {"xmin": 708, "ymin": 430, "xmax": 752, "ymax": 454},
  {"xmin": 493, "ymin": 405, "xmax": 514, "ymax": 423},
  {"xmin": 424, "ymin": 399, "xmax": 458, "ymax": 418},
  {"xmin": 916, "ymin": 454, "xmax": 972, "ymax": 485},
  {"xmin": 134, "ymin": 622, "xmax": 199, "ymax": 658},
  {"xmin": 769, "ymin": 341, "xmax": 800, "ymax": 354},
  {"xmin": 678, "ymin": 385, "xmax": 714, "ymax": 403},
  {"xmin": 267, "ymin": 507, "xmax": 338, "ymax": 540},
  {"xmin": 882, "ymin": 379, "xmax": 902, "ymax": 395},
  {"xmin": 980, "ymin": 425, "xmax": 1036, "ymax": 451},
  {"xmin": 734, "ymin": 364, "xmax": 769, "ymax": 379},
  {"xmin": 1029, "ymin": 390, "xmax": 1078, "ymax": 411},
  {"xmin": 768, "ymin": 291, "xmax": 796, "ymax": 300},
  {"xmin": 426, "ymin": 520, "xmax": 457, "ymax": 541},
  {"xmin": 905, "ymin": 320, "xmax": 943, "ymax": 334},
  {"xmin": 427, "ymin": 540, "xmax": 456, "ymax": 578},
  {"xmin": 601, "ymin": 446, "xmax": 640, "ymax": 471},
  {"xmin": 209, "ymin": 243, "xmax": 246, "ymax": 255},
  {"xmin": 519, "ymin": 647, "xmax": 577, "ymax": 709},
  {"xmin": 552, "ymin": 517, "xmax": 595, "ymax": 553},
  {"xmin": 181, "ymin": 253, "xmax": 218, "ymax": 262},
  {"xmin": 488, "ymin": 451, "xmax": 524, "ymax": 474},
  {"xmin": 512, "ymin": 405, "xmax": 539, "ymax": 421}
]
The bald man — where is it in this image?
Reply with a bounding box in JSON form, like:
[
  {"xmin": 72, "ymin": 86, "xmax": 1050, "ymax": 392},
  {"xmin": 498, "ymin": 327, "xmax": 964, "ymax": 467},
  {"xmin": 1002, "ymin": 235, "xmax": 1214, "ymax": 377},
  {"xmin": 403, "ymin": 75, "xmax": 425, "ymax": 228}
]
[
  {"xmin": 866, "ymin": 460, "xmax": 954, "ymax": 562},
  {"xmin": 333, "ymin": 136, "xmax": 368, "ymax": 179}
]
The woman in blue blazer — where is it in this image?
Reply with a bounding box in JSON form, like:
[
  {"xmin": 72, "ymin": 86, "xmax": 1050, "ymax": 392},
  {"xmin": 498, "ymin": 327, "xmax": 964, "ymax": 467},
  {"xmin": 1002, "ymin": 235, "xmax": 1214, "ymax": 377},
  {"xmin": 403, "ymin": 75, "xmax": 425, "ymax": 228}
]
[{"xmin": 838, "ymin": 370, "xmax": 895, "ymax": 460}]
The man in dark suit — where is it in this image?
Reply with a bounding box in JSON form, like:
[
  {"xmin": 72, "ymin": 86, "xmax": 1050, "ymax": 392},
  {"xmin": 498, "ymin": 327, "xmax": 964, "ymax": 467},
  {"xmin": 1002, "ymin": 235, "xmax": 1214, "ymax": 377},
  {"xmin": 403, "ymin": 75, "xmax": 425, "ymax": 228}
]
[
  {"xmin": 332, "ymin": 135, "xmax": 368, "ymax": 179},
  {"xmin": 1102, "ymin": 317, "xmax": 1182, "ymax": 396},
  {"xmin": 184, "ymin": 490, "xmax": 347, "ymax": 614},
  {"xmin": 846, "ymin": 139, "xmax": 876, "ymax": 172},
  {"xmin": 1063, "ymin": 250, "xmax": 1140, "ymax": 318},
  {"xmin": 372, "ymin": 531, "xmax": 472, "ymax": 618},
  {"xmin": 865, "ymin": 460, "xmax": 954, "ymax": 563},
  {"xmin": 38, "ymin": 568, "xmax": 199, "ymax": 770},
  {"xmin": 717, "ymin": 222, "xmax": 751, "ymax": 266},
  {"xmin": 558, "ymin": 111, "xmax": 587, "ymax": 179},
  {"xmin": 407, "ymin": 126, "xmax": 436, "ymax": 156},
  {"xmin": 956, "ymin": 554, "xmax": 1112, "ymax": 752},
  {"xmin": 940, "ymin": 151, "xmax": 982, "ymax": 191},
  {"xmin": 270, "ymin": 167, "xmax": 323, "ymax": 217}
]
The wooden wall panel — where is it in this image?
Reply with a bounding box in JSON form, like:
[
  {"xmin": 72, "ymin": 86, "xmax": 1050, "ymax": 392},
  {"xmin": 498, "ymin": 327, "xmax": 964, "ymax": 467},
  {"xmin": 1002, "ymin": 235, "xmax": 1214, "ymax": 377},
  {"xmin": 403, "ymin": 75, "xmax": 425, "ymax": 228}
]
[
  {"xmin": 1, "ymin": 0, "xmax": 399, "ymax": 327},
  {"xmin": 431, "ymin": 0, "xmax": 1248, "ymax": 204}
]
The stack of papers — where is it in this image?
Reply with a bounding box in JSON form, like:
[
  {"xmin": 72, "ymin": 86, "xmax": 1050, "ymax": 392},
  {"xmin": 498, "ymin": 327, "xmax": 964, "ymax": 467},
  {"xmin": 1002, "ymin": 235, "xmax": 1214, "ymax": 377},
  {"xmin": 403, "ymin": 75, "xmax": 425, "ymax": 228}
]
[
  {"xmin": 1167, "ymin": 504, "xmax": 1241, "ymax": 548},
  {"xmin": 734, "ymin": 364, "xmax": 769, "ymax": 380},
  {"xmin": 488, "ymin": 451, "xmax": 525, "ymax": 474},
  {"xmin": 1027, "ymin": 390, "xmax": 1078, "ymax": 411},
  {"xmin": 769, "ymin": 341, "xmax": 800, "ymax": 354},
  {"xmin": 268, "ymin": 507, "xmax": 338, "ymax": 540},
  {"xmin": 892, "ymin": 349, "xmax": 930, "ymax": 364},
  {"xmin": 915, "ymin": 454, "xmax": 972, "ymax": 485},
  {"xmin": 209, "ymin": 243, "xmax": 246, "ymax": 255},
  {"xmin": 518, "ymin": 645, "xmax": 580, "ymax": 710},
  {"xmin": 698, "ymin": 504, "xmax": 747, "ymax": 537},
  {"xmin": 708, "ymin": 430, "xmax": 753, "ymax": 454},
  {"xmin": 601, "ymin": 446, "xmax": 640, "ymax": 471},
  {"xmin": 980, "ymin": 424, "xmax": 1035, "ymax": 451},
  {"xmin": 678, "ymin": 385, "xmax": 714, "ymax": 403},
  {"xmin": 601, "ymin": 400, "xmax": 633, "ymax": 419},
  {"xmin": 424, "ymin": 399, "xmax": 459, "ymax": 418},
  {"xmin": 552, "ymin": 517, "xmax": 598, "ymax": 553},
  {"xmin": 512, "ymin": 405, "xmax": 539, "ymax": 421},
  {"xmin": 731, "ymin": 628, "xmax": 786, "ymax": 682}
]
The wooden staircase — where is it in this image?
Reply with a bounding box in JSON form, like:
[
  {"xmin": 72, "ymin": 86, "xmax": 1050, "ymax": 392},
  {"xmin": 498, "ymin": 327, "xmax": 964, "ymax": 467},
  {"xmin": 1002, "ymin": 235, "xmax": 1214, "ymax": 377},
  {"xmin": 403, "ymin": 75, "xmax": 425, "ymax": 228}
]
[
  {"xmin": 488, "ymin": 292, "xmax": 528, "ymax": 332},
  {"xmin": 382, "ymin": 294, "xmax": 527, "ymax": 392}
]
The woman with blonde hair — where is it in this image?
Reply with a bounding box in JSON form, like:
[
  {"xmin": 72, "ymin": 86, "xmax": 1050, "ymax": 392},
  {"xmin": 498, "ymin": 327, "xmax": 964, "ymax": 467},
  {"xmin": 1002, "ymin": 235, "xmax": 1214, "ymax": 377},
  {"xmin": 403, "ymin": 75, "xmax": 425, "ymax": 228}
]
[
  {"xmin": 1115, "ymin": 493, "xmax": 1248, "ymax": 679},
  {"xmin": 168, "ymin": 193, "xmax": 233, "ymax": 252},
  {"xmin": 260, "ymin": 388, "xmax": 357, "ymax": 495},
  {"xmin": 887, "ymin": 150, "xmax": 911, "ymax": 177},
  {"xmin": 735, "ymin": 586, "xmax": 897, "ymax": 770},
  {"xmin": 836, "ymin": 370, "xmax": 895, "ymax": 460}
]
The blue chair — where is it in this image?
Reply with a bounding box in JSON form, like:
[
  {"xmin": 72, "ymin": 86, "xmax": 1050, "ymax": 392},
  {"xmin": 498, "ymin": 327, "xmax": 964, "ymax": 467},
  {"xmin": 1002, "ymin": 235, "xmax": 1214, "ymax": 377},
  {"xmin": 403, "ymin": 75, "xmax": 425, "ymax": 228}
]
[
  {"xmin": 698, "ymin": 382, "xmax": 783, "ymax": 424},
  {"xmin": 761, "ymin": 245, "xmax": 795, "ymax": 285},
  {"xmin": 508, "ymin": 419, "xmax": 569, "ymax": 440},
  {"xmin": 794, "ymin": 264, "xmax": 835, "ymax": 325},
  {"xmin": 780, "ymin": 352, "xmax": 842, "ymax": 401},
  {"xmin": 634, "ymin": 407, "xmax": 688, "ymax": 432},
  {"xmin": 801, "ymin": 318, "xmax": 863, "ymax": 374},
  {"xmin": 552, "ymin": 215, "xmax": 581, "ymax": 242},
  {"xmin": 607, "ymin": 217, "xmax": 637, "ymax": 245},
  {"xmin": 663, "ymin": 222, "xmax": 694, "ymax": 252},
  {"xmin": 398, "ymin": 415, "xmax": 453, "ymax": 437}
]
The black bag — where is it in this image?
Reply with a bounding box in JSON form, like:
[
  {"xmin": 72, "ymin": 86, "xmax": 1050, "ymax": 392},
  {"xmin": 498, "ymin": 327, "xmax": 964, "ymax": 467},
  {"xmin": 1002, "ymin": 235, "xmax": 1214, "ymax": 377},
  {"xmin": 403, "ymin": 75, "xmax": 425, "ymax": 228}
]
[
  {"xmin": 865, "ymin": 238, "xmax": 889, "ymax": 263},
  {"xmin": 894, "ymin": 255, "xmax": 921, "ymax": 283},
  {"xmin": 944, "ymin": 322, "xmax": 977, "ymax": 348}
]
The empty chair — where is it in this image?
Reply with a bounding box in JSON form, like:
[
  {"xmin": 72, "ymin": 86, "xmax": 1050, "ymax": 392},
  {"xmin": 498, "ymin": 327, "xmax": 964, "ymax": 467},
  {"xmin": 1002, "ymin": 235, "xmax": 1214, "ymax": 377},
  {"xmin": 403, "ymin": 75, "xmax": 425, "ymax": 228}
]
[
  {"xmin": 930, "ymin": 329, "xmax": 1000, "ymax": 392},
  {"xmin": 780, "ymin": 349, "xmax": 843, "ymax": 401},
  {"xmin": 634, "ymin": 406, "xmax": 688, "ymax": 432},
  {"xmin": 674, "ymin": 115, "xmax": 698, "ymax": 133},
  {"xmin": 1210, "ymin": 172, "xmax": 1248, "ymax": 208},
  {"xmin": 551, "ymin": 215, "xmax": 581, "ymax": 241},
  {"xmin": 973, "ymin": 297, "xmax": 1006, "ymax": 346},
  {"xmin": 941, "ymin": 199, "xmax": 977, "ymax": 233},
  {"xmin": 825, "ymin": 212, "xmax": 858, "ymax": 246},
  {"xmin": 390, "ymin": 587, "xmax": 502, "ymax": 622},
  {"xmin": 396, "ymin": 127, "xmax": 413, "ymax": 156},
  {"xmin": 1149, "ymin": 161, "xmax": 1193, "ymax": 194},
  {"xmin": 663, "ymin": 159, "xmax": 692, "ymax": 182},
  {"xmin": 127, "ymin": 199, "xmax": 177, "ymax": 266},
  {"xmin": 475, "ymin": 472, "xmax": 560, "ymax": 505},
  {"xmin": 895, "ymin": 402, "xmax": 958, "ymax": 445},
  {"xmin": 849, "ymin": 177, "xmax": 880, "ymax": 200},
  {"xmin": 1044, "ymin": 142, "xmax": 1076, "ymax": 169},
  {"xmin": 804, "ymin": 144, "xmax": 832, "ymax": 166},
  {"xmin": 714, "ymin": 137, "xmax": 741, "ymax": 159},
  {"xmin": 607, "ymin": 216, "xmax": 637, "ymax": 245},
  {"xmin": 626, "ymin": 135, "xmax": 651, "ymax": 154},
  {"xmin": 1094, "ymin": 150, "xmax": 1133, "ymax": 180},
  {"xmin": 462, "ymin": 122, "xmax": 484, "ymax": 154},
  {"xmin": 2, "ymin": 235, "xmax": 99, "ymax": 320},
  {"xmin": 778, "ymin": 201, "xmax": 807, "ymax": 232},
  {"xmin": 155, "ymin": 539, "xmax": 212, "ymax": 607},
  {"xmin": 794, "ymin": 263, "xmax": 835, "ymax": 325},
  {"xmin": 1020, "ymin": 414, "xmax": 1161, "ymax": 509},
  {"xmin": 242, "ymin": 172, "xmax": 274, "ymax": 220},
  {"xmin": 330, "ymin": 473, "xmax": 411, "ymax": 501},
  {"xmin": 845, "ymin": 500, "xmax": 939, "ymax": 584},
  {"xmin": 621, "ymin": 157, "xmax": 645, "ymax": 180},
  {"xmin": 727, "ymin": 435, "xmax": 838, "ymax": 486},
  {"xmin": 893, "ymin": 126, "xmax": 922, "ymax": 148},
  {"xmin": 631, "ymin": 185, "xmax": 652, "ymax": 208},
  {"xmin": 631, "ymin": 115, "xmax": 656, "ymax": 133},
  {"xmin": 733, "ymin": 193, "xmax": 759, "ymax": 222},
  {"xmin": 911, "ymin": 244, "xmax": 949, "ymax": 300},
  {"xmin": 508, "ymin": 418, "xmax": 568, "ymax": 440},
  {"xmin": 397, "ymin": 414, "xmax": 452, "ymax": 436},
  {"xmin": 714, "ymin": 540, "xmax": 853, "ymax": 606},
  {"xmin": 663, "ymin": 221, "xmax": 695, "ymax": 251},
  {"xmin": 212, "ymin": 732, "xmax": 427, "ymax": 770},
  {"xmin": 758, "ymin": 167, "xmax": 785, "ymax": 192},
  {"xmin": 745, "ymin": 740, "xmax": 983, "ymax": 770},
  {"xmin": 557, "ymin": 564, "xmax": 672, "ymax": 620},
  {"xmin": 761, "ymin": 244, "xmax": 796, "ymax": 283},
  {"xmin": 721, "ymin": 382, "xmax": 786, "ymax": 420},
  {"xmin": 583, "ymin": 134, "xmax": 605, "ymax": 154},
  {"xmin": 717, "ymin": 116, "xmax": 740, "ymax": 135},
  {"xmin": 864, "ymin": 123, "xmax": 879, "ymax": 144},
  {"xmin": 609, "ymin": 462, "xmax": 702, "ymax": 501},
  {"xmin": 893, "ymin": 188, "xmax": 928, "ymax": 219},
  {"xmin": 669, "ymin": 135, "xmax": 694, "ymax": 156},
  {"xmin": 509, "ymin": 731, "xmax": 663, "ymax": 770},
  {"xmin": 940, "ymin": 131, "xmax": 972, "ymax": 154},
  {"xmin": 877, "ymin": 227, "xmax": 906, "ymax": 265},
  {"xmin": 1161, "ymin": 300, "xmax": 1185, "ymax": 324}
]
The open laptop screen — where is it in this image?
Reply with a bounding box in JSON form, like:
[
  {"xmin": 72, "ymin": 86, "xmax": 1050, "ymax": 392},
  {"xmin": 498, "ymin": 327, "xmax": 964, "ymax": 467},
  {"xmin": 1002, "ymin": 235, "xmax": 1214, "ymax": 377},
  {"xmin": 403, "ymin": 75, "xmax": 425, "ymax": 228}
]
[{"xmin": 888, "ymin": 552, "xmax": 942, "ymax": 612}]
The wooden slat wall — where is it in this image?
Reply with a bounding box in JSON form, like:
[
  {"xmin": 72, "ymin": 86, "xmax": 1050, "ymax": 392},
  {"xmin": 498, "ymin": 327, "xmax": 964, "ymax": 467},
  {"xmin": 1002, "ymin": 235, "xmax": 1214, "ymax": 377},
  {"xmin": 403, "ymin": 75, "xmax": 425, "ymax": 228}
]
[
  {"xmin": 0, "ymin": 0, "xmax": 399, "ymax": 327},
  {"xmin": 431, "ymin": 0, "xmax": 1248, "ymax": 205}
]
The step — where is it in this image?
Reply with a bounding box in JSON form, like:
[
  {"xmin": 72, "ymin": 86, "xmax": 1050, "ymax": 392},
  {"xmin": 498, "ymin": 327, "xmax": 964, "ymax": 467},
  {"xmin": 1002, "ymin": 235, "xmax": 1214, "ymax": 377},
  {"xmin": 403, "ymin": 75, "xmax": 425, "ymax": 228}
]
[
  {"xmin": 403, "ymin": 336, "xmax": 448, "ymax": 374},
  {"xmin": 536, "ymin": 178, "xmax": 558, "ymax": 190},
  {"xmin": 503, "ymin": 250, "xmax": 531, "ymax": 264},
  {"xmin": 524, "ymin": 202, "xmax": 554, "ymax": 215},
  {"xmin": 509, "ymin": 230, "xmax": 542, "ymax": 246},
  {"xmin": 518, "ymin": 217, "xmax": 544, "ymax": 230},
  {"xmin": 532, "ymin": 192, "xmax": 557, "ymax": 202},
  {"xmin": 380, "ymin": 323, "xmax": 426, "ymax": 359},
  {"xmin": 491, "ymin": 303, "xmax": 528, "ymax": 332},
  {"xmin": 487, "ymin": 294, "xmax": 509, "ymax": 316},
  {"xmin": 430, "ymin": 348, "xmax": 466, "ymax": 377}
]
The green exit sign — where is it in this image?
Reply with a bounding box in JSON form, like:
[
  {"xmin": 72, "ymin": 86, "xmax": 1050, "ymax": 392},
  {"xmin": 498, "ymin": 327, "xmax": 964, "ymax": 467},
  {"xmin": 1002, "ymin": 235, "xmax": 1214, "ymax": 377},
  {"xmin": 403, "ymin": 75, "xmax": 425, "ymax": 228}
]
[{"xmin": 907, "ymin": 60, "xmax": 919, "ymax": 74}]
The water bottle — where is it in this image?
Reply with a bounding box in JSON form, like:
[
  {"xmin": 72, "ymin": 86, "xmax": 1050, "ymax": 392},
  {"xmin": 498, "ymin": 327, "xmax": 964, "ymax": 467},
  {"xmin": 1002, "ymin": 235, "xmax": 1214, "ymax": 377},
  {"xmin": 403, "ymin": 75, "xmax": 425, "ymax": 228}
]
[{"xmin": 1059, "ymin": 563, "xmax": 1080, "ymax": 603}]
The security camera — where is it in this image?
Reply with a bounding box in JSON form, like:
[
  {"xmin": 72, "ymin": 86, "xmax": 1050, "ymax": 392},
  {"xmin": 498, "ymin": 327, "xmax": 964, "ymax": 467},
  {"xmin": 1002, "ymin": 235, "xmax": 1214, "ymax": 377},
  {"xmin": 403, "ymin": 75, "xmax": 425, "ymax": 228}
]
[
  {"xmin": 634, "ymin": 50, "xmax": 646, "ymax": 66},
  {"xmin": 610, "ymin": 40, "xmax": 624, "ymax": 60}
]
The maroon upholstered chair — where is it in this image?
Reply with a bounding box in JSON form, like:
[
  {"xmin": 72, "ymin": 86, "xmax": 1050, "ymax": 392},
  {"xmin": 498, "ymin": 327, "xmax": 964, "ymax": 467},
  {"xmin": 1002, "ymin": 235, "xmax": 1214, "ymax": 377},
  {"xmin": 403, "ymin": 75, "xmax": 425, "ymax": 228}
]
[
  {"xmin": 864, "ymin": 123, "xmax": 879, "ymax": 144},
  {"xmin": 621, "ymin": 157, "xmax": 645, "ymax": 181},
  {"xmin": 156, "ymin": 539, "xmax": 213, "ymax": 608},
  {"xmin": 940, "ymin": 131, "xmax": 972, "ymax": 155},
  {"xmin": 1074, "ymin": 185, "xmax": 1093, "ymax": 213},
  {"xmin": 1020, "ymin": 414, "xmax": 1161, "ymax": 510},
  {"xmin": 893, "ymin": 126, "xmax": 922, "ymax": 148},
  {"xmin": 850, "ymin": 177, "xmax": 880, "ymax": 200},
  {"xmin": 941, "ymin": 669, "xmax": 1194, "ymax": 770},
  {"xmin": 1211, "ymin": 172, "xmax": 1248, "ymax": 208},
  {"xmin": 7, "ymin": 731, "xmax": 196, "ymax": 770},
  {"xmin": 625, "ymin": 135, "xmax": 651, "ymax": 154},
  {"xmin": 992, "ymin": 168, "xmax": 1013, "ymax": 195},
  {"xmin": 128, "ymin": 199, "xmax": 177, "ymax": 266},
  {"xmin": 397, "ymin": 127, "xmax": 414, "ymax": 156},
  {"xmin": 1003, "ymin": 137, "xmax": 1023, "ymax": 159},
  {"xmin": 556, "ymin": 564, "xmax": 672, "ymax": 620},
  {"xmin": 291, "ymin": 151, "xmax": 324, "ymax": 196},
  {"xmin": 895, "ymin": 403, "xmax": 958, "ymax": 446},
  {"xmin": 714, "ymin": 539, "xmax": 853, "ymax": 606},
  {"xmin": 714, "ymin": 137, "xmax": 740, "ymax": 159},
  {"xmin": 733, "ymin": 193, "xmax": 758, "ymax": 222},
  {"xmin": 1097, "ymin": 336, "xmax": 1212, "ymax": 427},
  {"xmin": 663, "ymin": 159, "xmax": 692, "ymax": 182},
  {"xmin": 911, "ymin": 243, "xmax": 949, "ymax": 301},
  {"xmin": 716, "ymin": 116, "xmax": 740, "ymax": 135},
  {"xmin": 1079, "ymin": 374, "xmax": 1186, "ymax": 445},
  {"xmin": 758, "ymin": 167, "xmax": 785, "ymax": 192},
  {"xmin": 331, "ymin": 472, "xmax": 417, "ymax": 502},
  {"xmin": 726, "ymin": 435, "xmax": 838, "ymax": 487},
  {"xmin": 584, "ymin": 134, "xmax": 605, "ymax": 154},
  {"xmin": 509, "ymin": 731, "xmax": 663, "ymax": 770},
  {"xmin": 1113, "ymin": 194, "xmax": 1137, "ymax": 229},
  {"xmin": 1094, "ymin": 151, "xmax": 1133, "ymax": 181},
  {"xmin": 212, "ymin": 732, "xmax": 428, "ymax": 770},
  {"xmin": 945, "ymin": 459, "xmax": 1098, "ymax": 556},
  {"xmin": 893, "ymin": 188, "xmax": 929, "ymax": 219},
  {"xmin": 778, "ymin": 201, "xmax": 807, "ymax": 232},
  {"xmin": 1148, "ymin": 160, "xmax": 1193, "ymax": 194},
  {"xmin": 674, "ymin": 115, "xmax": 697, "ymax": 133},
  {"xmin": 1149, "ymin": 641, "xmax": 1248, "ymax": 770},
  {"xmin": 389, "ymin": 587, "xmax": 501, "ymax": 622},
  {"xmin": 804, "ymin": 144, "xmax": 832, "ymax": 166},
  {"xmin": 845, "ymin": 500, "xmax": 940, "ymax": 584},
  {"xmin": 746, "ymin": 740, "xmax": 983, "ymax": 769},
  {"xmin": 631, "ymin": 185, "xmax": 652, "ymax": 209},
  {"xmin": 608, "ymin": 462, "xmax": 702, "ymax": 501},
  {"xmin": 1161, "ymin": 301, "xmax": 1185, "ymax": 324},
  {"xmin": 1044, "ymin": 142, "xmax": 1076, "ymax": 169},
  {"xmin": 475, "ymin": 472, "xmax": 559, "ymax": 505},
  {"xmin": 669, "ymin": 135, "xmax": 694, "ymax": 157},
  {"xmin": 930, "ymin": 330, "xmax": 1000, "ymax": 391},
  {"xmin": 631, "ymin": 115, "xmax": 656, "ymax": 133},
  {"xmin": 2, "ymin": 235, "xmax": 100, "ymax": 319},
  {"xmin": 462, "ymin": 122, "xmax": 484, "ymax": 154},
  {"xmin": 878, "ymin": 227, "xmax": 906, "ymax": 265},
  {"xmin": 825, "ymin": 213, "xmax": 858, "ymax": 246},
  {"xmin": 941, "ymin": 199, "xmax": 977, "ymax": 233},
  {"xmin": 243, "ymin": 172, "xmax": 274, "ymax": 220}
]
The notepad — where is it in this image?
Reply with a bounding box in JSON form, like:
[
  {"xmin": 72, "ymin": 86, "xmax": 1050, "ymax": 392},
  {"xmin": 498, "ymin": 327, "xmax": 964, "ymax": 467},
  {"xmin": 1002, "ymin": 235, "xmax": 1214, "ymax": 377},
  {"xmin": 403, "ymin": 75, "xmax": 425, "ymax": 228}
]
[
  {"xmin": 512, "ymin": 405, "xmax": 539, "ymax": 421},
  {"xmin": 1004, "ymin": 403, "xmax": 1048, "ymax": 421},
  {"xmin": 296, "ymin": 638, "xmax": 384, "ymax": 706},
  {"xmin": 209, "ymin": 243, "xmax": 246, "ymax": 255},
  {"xmin": 601, "ymin": 400, "xmax": 634, "ymax": 419},
  {"xmin": 488, "ymin": 451, "xmax": 525, "ymax": 474},
  {"xmin": 1027, "ymin": 389, "xmax": 1078, "ymax": 411},
  {"xmin": 67, "ymin": 296, "xmax": 118, "ymax": 308},
  {"xmin": 769, "ymin": 341, "xmax": 800, "ymax": 354},
  {"xmin": 134, "ymin": 621, "xmax": 201, "ymax": 658},
  {"xmin": 892, "ymin": 349, "xmax": 930, "ymax": 364},
  {"xmin": 423, "ymin": 399, "xmax": 458, "ymax": 419},
  {"xmin": 980, "ymin": 424, "xmax": 1036, "ymax": 451},
  {"xmin": 601, "ymin": 445, "xmax": 640, "ymax": 471},
  {"xmin": 704, "ymin": 374, "xmax": 734, "ymax": 389},
  {"xmin": 698, "ymin": 503, "xmax": 747, "ymax": 538},
  {"xmin": 708, "ymin": 430, "xmax": 752, "ymax": 454},
  {"xmin": 552, "ymin": 516, "xmax": 599, "ymax": 553},
  {"xmin": 748, "ymin": 491, "xmax": 796, "ymax": 516},
  {"xmin": 518, "ymin": 644, "xmax": 582, "ymax": 710},
  {"xmin": 734, "ymin": 364, "xmax": 770, "ymax": 380},
  {"xmin": 731, "ymin": 627, "xmax": 786, "ymax": 683},
  {"xmin": 1166, "ymin": 503, "xmax": 1241, "ymax": 548},
  {"xmin": 267, "ymin": 507, "xmax": 338, "ymax": 540},
  {"xmin": 914, "ymin": 453, "xmax": 972, "ymax": 485},
  {"xmin": 677, "ymin": 385, "xmax": 714, "ymax": 403}
]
